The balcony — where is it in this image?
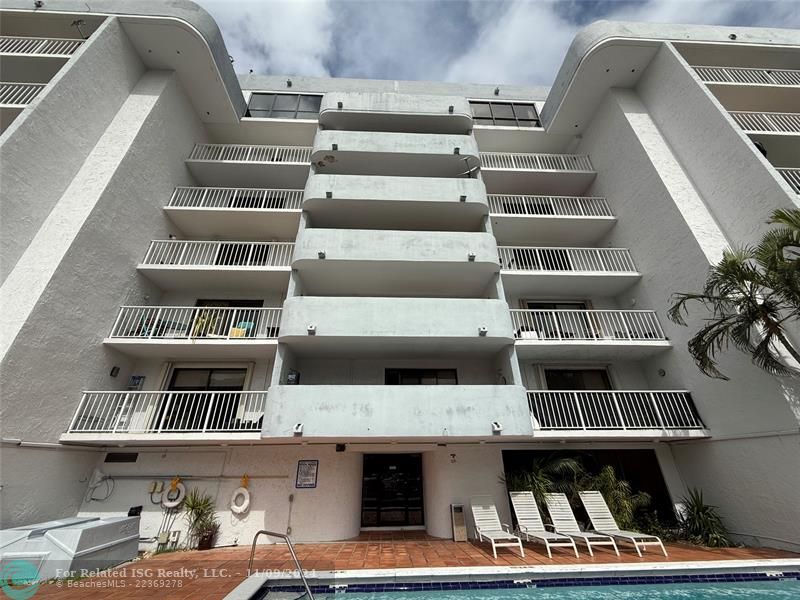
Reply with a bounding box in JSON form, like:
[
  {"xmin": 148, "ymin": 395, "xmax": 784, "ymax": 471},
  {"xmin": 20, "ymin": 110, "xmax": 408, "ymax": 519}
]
[
  {"xmin": 693, "ymin": 66, "xmax": 800, "ymax": 87},
  {"xmin": 293, "ymin": 229, "xmax": 499, "ymax": 297},
  {"xmin": 730, "ymin": 111, "xmax": 800, "ymax": 134},
  {"xmin": 499, "ymin": 246, "xmax": 640, "ymax": 296},
  {"xmin": 137, "ymin": 240, "xmax": 293, "ymax": 291},
  {"xmin": 511, "ymin": 309, "xmax": 669, "ymax": 359},
  {"xmin": 0, "ymin": 82, "xmax": 45, "ymax": 107},
  {"xmin": 479, "ymin": 152, "xmax": 596, "ymax": 195},
  {"xmin": 527, "ymin": 390, "xmax": 708, "ymax": 440},
  {"xmin": 0, "ymin": 36, "xmax": 83, "ymax": 87},
  {"xmin": 318, "ymin": 92, "xmax": 472, "ymax": 134},
  {"xmin": 61, "ymin": 391, "xmax": 267, "ymax": 445},
  {"xmin": 302, "ymin": 174, "xmax": 488, "ymax": 230},
  {"xmin": 104, "ymin": 306, "xmax": 281, "ymax": 359},
  {"xmin": 185, "ymin": 144, "xmax": 311, "ymax": 187},
  {"xmin": 262, "ymin": 385, "xmax": 531, "ymax": 441},
  {"xmin": 310, "ymin": 130, "xmax": 479, "ymax": 178},
  {"xmin": 164, "ymin": 186, "xmax": 302, "ymax": 240},
  {"xmin": 489, "ymin": 194, "xmax": 615, "ymax": 245},
  {"xmin": 0, "ymin": 36, "xmax": 84, "ymax": 57},
  {"xmin": 778, "ymin": 168, "xmax": 800, "ymax": 194},
  {"xmin": 279, "ymin": 296, "xmax": 514, "ymax": 355}
]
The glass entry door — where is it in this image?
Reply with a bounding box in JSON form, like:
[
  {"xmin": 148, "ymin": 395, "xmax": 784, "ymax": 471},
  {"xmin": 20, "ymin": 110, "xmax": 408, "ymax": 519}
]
[{"xmin": 361, "ymin": 454, "xmax": 424, "ymax": 528}]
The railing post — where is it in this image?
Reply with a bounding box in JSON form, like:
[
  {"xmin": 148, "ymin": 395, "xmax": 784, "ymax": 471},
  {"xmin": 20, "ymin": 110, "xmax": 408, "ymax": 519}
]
[
  {"xmin": 202, "ymin": 393, "xmax": 216, "ymax": 433},
  {"xmin": 68, "ymin": 393, "xmax": 88, "ymax": 432},
  {"xmin": 112, "ymin": 393, "xmax": 131, "ymax": 433},
  {"xmin": 573, "ymin": 392, "xmax": 586, "ymax": 430},
  {"xmin": 110, "ymin": 306, "xmax": 126, "ymax": 337},
  {"xmin": 150, "ymin": 307, "xmax": 163, "ymax": 339},
  {"xmin": 229, "ymin": 309, "xmax": 238, "ymax": 339},
  {"xmin": 157, "ymin": 393, "xmax": 173, "ymax": 433},
  {"xmin": 649, "ymin": 392, "xmax": 667, "ymax": 431},
  {"xmin": 610, "ymin": 391, "xmax": 626, "ymax": 430},
  {"xmin": 176, "ymin": 241, "xmax": 188, "ymax": 265}
]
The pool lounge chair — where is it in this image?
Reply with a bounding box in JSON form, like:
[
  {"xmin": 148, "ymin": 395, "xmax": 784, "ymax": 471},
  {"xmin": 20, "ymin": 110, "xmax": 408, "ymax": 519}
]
[
  {"xmin": 469, "ymin": 496, "xmax": 525, "ymax": 559},
  {"xmin": 579, "ymin": 490, "xmax": 668, "ymax": 557},
  {"xmin": 544, "ymin": 493, "xmax": 619, "ymax": 557},
  {"xmin": 509, "ymin": 491, "xmax": 579, "ymax": 558}
]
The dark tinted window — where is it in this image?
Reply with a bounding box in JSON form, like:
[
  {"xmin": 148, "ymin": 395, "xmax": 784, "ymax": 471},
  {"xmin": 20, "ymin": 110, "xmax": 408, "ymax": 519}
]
[
  {"xmin": 247, "ymin": 93, "xmax": 322, "ymax": 119},
  {"xmin": 469, "ymin": 101, "xmax": 541, "ymax": 127}
]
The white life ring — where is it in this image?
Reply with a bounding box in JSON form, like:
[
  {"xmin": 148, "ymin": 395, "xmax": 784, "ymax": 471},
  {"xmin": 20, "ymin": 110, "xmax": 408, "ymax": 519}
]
[
  {"xmin": 161, "ymin": 482, "xmax": 186, "ymax": 508},
  {"xmin": 231, "ymin": 487, "xmax": 250, "ymax": 514}
]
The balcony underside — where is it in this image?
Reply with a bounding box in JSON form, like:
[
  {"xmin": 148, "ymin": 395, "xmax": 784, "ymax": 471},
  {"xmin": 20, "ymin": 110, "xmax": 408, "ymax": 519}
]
[
  {"xmin": 501, "ymin": 271, "xmax": 641, "ymax": 297},
  {"xmin": 280, "ymin": 336, "xmax": 512, "ymax": 357},
  {"xmin": 744, "ymin": 133, "xmax": 800, "ymax": 169},
  {"xmin": 59, "ymin": 432, "xmax": 262, "ymax": 446},
  {"xmin": 185, "ymin": 160, "xmax": 309, "ymax": 187},
  {"xmin": 531, "ymin": 428, "xmax": 709, "ymax": 441},
  {"xmin": 311, "ymin": 150, "xmax": 478, "ymax": 178},
  {"xmin": 304, "ymin": 198, "xmax": 487, "ymax": 231},
  {"xmin": 481, "ymin": 170, "xmax": 597, "ymax": 195},
  {"xmin": 137, "ymin": 265, "xmax": 290, "ymax": 292},
  {"xmin": 164, "ymin": 207, "xmax": 300, "ymax": 240},
  {"xmin": 103, "ymin": 338, "xmax": 278, "ymax": 360},
  {"xmin": 262, "ymin": 384, "xmax": 532, "ymax": 441},
  {"xmin": 515, "ymin": 340, "xmax": 671, "ymax": 360},
  {"xmin": 294, "ymin": 260, "xmax": 498, "ymax": 297},
  {"xmin": 318, "ymin": 110, "xmax": 472, "ymax": 134},
  {"xmin": 490, "ymin": 215, "xmax": 616, "ymax": 245}
]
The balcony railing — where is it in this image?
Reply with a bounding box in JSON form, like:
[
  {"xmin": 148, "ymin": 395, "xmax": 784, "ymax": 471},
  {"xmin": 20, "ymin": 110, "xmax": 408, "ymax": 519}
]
[
  {"xmin": 730, "ymin": 111, "xmax": 800, "ymax": 134},
  {"xmin": 480, "ymin": 152, "xmax": 593, "ymax": 171},
  {"xmin": 109, "ymin": 306, "xmax": 281, "ymax": 339},
  {"xmin": 693, "ymin": 65, "xmax": 800, "ymax": 87},
  {"xmin": 510, "ymin": 309, "xmax": 664, "ymax": 341},
  {"xmin": 777, "ymin": 168, "xmax": 800, "ymax": 194},
  {"xmin": 0, "ymin": 82, "xmax": 45, "ymax": 106},
  {"xmin": 528, "ymin": 391, "xmax": 704, "ymax": 431},
  {"xmin": 141, "ymin": 240, "xmax": 294, "ymax": 267},
  {"xmin": 188, "ymin": 144, "xmax": 312, "ymax": 163},
  {"xmin": 0, "ymin": 35, "xmax": 84, "ymax": 56},
  {"xmin": 488, "ymin": 194, "xmax": 612, "ymax": 217},
  {"xmin": 168, "ymin": 186, "xmax": 303, "ymax": 210},
  {"xmin": 67, "ymin": 391, "xmax": 267, "ymax": 434},
  {"xmin": 499, "ymin": 247, "xmax": 636, "ymax": 273}
]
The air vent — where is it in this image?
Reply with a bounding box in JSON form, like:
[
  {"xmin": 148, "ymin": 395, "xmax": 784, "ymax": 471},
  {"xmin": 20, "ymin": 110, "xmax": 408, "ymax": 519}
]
[{"xmin": 104, "ymin": 452, "xmax": 138, "ymax": 463}]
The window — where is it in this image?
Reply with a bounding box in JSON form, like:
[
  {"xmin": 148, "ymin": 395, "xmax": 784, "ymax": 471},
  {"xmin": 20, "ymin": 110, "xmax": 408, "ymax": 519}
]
[
  {"xmin": 469, "ymin": 100, "xmax": 541, "ymax": 127},
  {"xmin": 246, "ymin": 93, "xmax": 322, "ymax": 119},
  {"xmin": 544, "ymin": 368, "xmax": 612, "ymax": 391},
  {"xmin": 385, "ymin": 369, "xmax": 458, "ymax": 385}
]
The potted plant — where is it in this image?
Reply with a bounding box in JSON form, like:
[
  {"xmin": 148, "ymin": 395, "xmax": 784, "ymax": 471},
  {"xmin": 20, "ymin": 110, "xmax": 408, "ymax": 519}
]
[{"xmin": 184, "ymin": 489, "xmax": 220, "ymax": 550}]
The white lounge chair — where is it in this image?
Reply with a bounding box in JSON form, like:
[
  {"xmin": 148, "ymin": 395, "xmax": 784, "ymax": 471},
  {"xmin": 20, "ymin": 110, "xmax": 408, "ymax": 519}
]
[
  {"xmin": 579, "ymin": 491, "xmax": 668, "ymax": 557},
  {"xmin": 469, "ymin": 496, "xmax": 525, "ymax": 559},
  {"xmin": 544, "ymin": 493, "xmax": 619, "ymax": 557},
  {"xmin": 509, "ymin": 491, "xmax": 579, "ymax": 558}
]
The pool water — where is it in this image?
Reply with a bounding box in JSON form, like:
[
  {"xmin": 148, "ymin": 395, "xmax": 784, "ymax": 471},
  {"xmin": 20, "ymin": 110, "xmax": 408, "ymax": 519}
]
[{"xmin": 312, "ymin": 579, "xmax": 800, "ymax": 599}]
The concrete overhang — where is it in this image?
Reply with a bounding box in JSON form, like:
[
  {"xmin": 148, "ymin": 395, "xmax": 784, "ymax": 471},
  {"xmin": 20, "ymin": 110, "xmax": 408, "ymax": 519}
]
[
  {"xmin": 0, "ymin": 0, "xmax": 245, "ymax": 122},
  {"xmin": 541, "ymin": 20, "xmax": 800, "ymax": 135}
]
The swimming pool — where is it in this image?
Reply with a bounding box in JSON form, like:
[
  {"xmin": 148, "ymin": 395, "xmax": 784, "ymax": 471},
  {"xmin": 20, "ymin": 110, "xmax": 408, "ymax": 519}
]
[{"xmin": 258, "ymin": 573, "xmax": 800, "ymax": 599}]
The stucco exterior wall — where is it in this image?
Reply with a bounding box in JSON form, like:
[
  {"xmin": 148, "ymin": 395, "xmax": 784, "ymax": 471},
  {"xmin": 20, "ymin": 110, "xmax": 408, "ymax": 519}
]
[
  {"xmin": 577, "ymin": 87, "xmax": 800, "ymax": 549},
  {"xmin": 0, "ymin": 17, "xmax": 145, "ymax": 282}
]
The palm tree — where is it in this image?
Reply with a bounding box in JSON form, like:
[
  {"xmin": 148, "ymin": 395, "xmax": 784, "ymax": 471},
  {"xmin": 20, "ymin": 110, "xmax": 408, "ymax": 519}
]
[
  {"xmin": 501, "ymin": 454, "xmax": 583, "ymax": 515},
  {"xmin": 668, "ymin": 209, "xmax": 800, "ymax": 380}
]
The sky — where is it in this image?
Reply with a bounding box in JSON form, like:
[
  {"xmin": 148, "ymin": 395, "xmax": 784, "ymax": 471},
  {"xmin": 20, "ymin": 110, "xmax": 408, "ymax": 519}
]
[{"xmin": 198, "ymin": 0, "xmax": 800, "ymax": 86}]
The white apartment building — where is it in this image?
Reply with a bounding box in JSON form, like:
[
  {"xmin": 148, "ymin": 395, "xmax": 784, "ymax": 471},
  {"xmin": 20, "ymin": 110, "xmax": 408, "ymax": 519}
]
[{"xmin": 1, "ymin": 1, "xmax": 799, "ymax": 552}]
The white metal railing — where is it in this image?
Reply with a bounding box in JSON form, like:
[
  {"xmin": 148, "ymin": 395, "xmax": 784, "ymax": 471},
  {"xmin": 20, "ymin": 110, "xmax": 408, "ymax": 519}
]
[
  {"xmin": 0, "ymin": 35, "xmax": 84, "ymax": 56},
  {"xmin": 528, "ymin": 391, "xmax": 704, "ymax": 431},
  {"xmin": 0, "ymin": 82, "xmax": 46, "ymax": 106},
  {"xmin": 488, "ymin": 194, "xmax": 612, "ymax": 217},
  {"xmin": 693, "ymin": 65, "xmax": 800, "ymax": 86},
  {"xmin": 67, "ymin": 391, "xmax": 267, "ymax": 434},
  {"xmin": 510, "ymin": 309, "xmax": 665, "ymax": 341},
  {"xmin": 141, "ymin": 240, "xmax": 294, "ymax": 267},
  {"xmin": 188, "ymin": 144, "xmax": 312, "ymax": 163},
  {"xmin": 777, "ymin": 168, "xmax": 800, "ymax": 194},
  {"xmin": 730, "ymin": 111, "xmax": 800, "ymax": 133},
  {"xmin": 480, "ymin": 152, "xmax": 593, "ymax": 171},
  {"xmin": 168, "ymin": 186, "xmax": 303, "ymax": 210},
  {"xmin": 499, "ymin": 246, "xmax": 636, "ymax": 273},
  {"xmin": 109, "ymin": 306, "xmax": 281, "ymax": 340}
]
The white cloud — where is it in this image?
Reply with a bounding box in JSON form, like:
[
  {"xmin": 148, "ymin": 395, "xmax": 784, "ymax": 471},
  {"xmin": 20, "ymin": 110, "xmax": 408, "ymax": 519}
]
[
  {"xmin": 198, "ymin": 0, "xmax": 800, "ymax": 85},
  {"xmin": 200, "ymin": 0, "xmax": 334, "ymax": 76}
]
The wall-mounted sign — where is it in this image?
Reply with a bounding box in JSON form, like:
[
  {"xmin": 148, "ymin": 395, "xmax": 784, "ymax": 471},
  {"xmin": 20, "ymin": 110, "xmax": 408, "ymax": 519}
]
[{"xmin": 295, "ymin": 460, "xmax": 319, "ymax": 489}]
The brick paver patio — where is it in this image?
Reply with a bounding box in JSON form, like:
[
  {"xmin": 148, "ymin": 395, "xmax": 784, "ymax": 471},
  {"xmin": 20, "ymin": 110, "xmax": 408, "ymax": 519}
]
[{"xmin": 30, "ymin": 535, "xmax": 798, "ymax": 600}]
